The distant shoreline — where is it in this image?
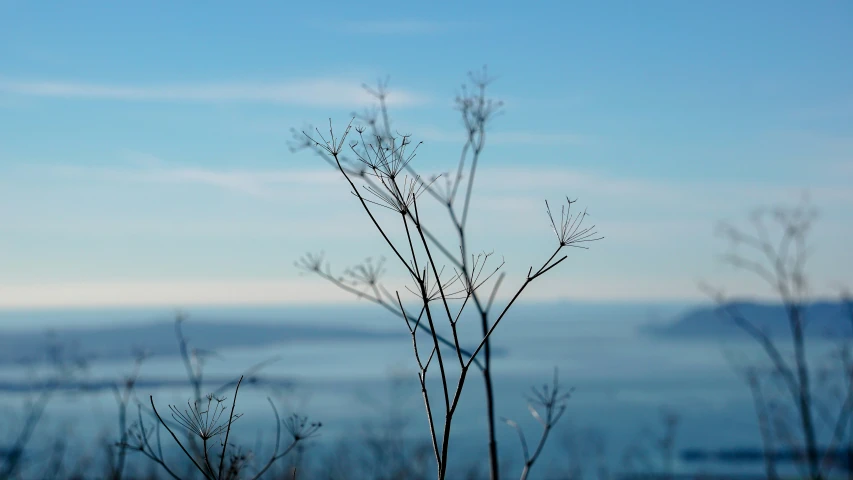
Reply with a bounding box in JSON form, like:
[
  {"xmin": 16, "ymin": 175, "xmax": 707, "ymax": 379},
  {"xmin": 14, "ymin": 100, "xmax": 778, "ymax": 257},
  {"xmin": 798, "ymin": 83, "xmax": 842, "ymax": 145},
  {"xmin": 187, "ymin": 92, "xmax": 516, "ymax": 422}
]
[
  {"xmin": 0, "ymin": 319, "xmax": 405, "ymax": 366},
  {"xmin": 641, "ymin": 300, "xmax": 851, "ymax": 339},
  {"xmin": 0, "ymin": 375, "xmax": 295, "ymax": 393}
]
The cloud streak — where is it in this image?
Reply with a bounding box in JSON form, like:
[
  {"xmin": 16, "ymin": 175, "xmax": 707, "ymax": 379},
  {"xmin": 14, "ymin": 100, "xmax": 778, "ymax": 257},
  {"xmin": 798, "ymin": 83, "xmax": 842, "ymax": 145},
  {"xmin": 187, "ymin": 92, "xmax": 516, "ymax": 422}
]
[
  {"xmin": 0, "ymin": 279, "xmax": 359, "ymax": 308},
  {"xmin": 0, "ymin": 77, "xmax": 429, "ymax": 107},
  {"xmin": 51, "ymin": 159, "xmax": 853, "ymax": 209},
  {"xmin": 51, "ymin": 162, "xmax": 341, "ymax": 198},
  {"xmin": 0, "ymin": 275, "xmax": 713, "ymax": 309},
  {"xmin": 414, "ymin": 126, "xmax": 588, "ymax": 146},
  {"xmin": 473, "ymin": 167, "xmax": 853, "ymax": 209},
  {"xmin": 335, "ymin": 20, "xmax": 469, "ymax": 35},
  {"xmin": 9, "ymin": 161, "xmax": 853, "ymax": 306}
]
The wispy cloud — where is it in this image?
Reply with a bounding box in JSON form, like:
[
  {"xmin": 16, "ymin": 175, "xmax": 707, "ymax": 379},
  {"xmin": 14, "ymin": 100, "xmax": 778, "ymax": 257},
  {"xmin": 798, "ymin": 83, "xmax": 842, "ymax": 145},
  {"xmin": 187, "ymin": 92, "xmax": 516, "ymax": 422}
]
[
  {"xmin": 488, "ymin": 131, "xmax": 589, "ymax": 146},
  {"xmin": 50, "ymin": 157, "xmax": 853, "ymax": 209},
  {"xmin": 414, "ymin": 126, "xmax": 589, "ymax": 146},
  {"xmin": 335, "ymin": 20, "xmax": 469, "ymax": 35},
  {"xmin": 0, "ymin": 279, "xmax": 359, "ymax": 308},
  {"xmin": 142, "ymin": 168, "xmax": 340, "ymax": 197},
  {"xmin": 10, "ymin": 161, "xmax": 853, "ymax": 306},
  {"xmin": 52, "ymin": 162, "xmax": 340, "ymax": 198},
  {"xmin": 0, "ymin": 275, "xmax": 712, "ymax": 309},
  {"xmin": 473, "ymin": 167, "xmax": 853, "ymax": 212},
  {"xmin": 0, "ymin": 77, "xmax": 429, "ymax": 107}
]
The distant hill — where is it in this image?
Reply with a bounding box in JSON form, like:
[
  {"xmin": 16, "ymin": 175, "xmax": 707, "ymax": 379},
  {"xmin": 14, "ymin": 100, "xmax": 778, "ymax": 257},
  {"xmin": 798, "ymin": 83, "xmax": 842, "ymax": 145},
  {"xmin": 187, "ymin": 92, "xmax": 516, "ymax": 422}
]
[
  {"xmin": 642, "ymin": 301, "xmax": 851, "ymax": 339},
  {"xmin": 0, "ymin": 320, "xmax": 405, "ymax": 365},
  {"xmin": 681, "ymin": 446, "xmax": 852, "ymax": 472}
]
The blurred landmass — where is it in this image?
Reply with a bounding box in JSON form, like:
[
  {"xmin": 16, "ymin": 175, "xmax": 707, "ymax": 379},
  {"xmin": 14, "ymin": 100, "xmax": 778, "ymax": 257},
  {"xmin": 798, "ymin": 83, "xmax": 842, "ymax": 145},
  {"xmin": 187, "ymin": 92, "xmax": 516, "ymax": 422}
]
[
  {"xmin": 643, "ymin": 301, "xmax": 851, "ymax": 339},
  {"xmin": 0, "ymin": 319, "xmax": 404, "ymax": 366}
]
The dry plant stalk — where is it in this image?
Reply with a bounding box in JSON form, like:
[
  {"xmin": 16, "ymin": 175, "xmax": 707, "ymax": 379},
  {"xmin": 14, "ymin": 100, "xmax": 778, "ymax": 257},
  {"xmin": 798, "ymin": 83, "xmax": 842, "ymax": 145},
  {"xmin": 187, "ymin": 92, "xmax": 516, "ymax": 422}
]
[
  {"xmin": 722, "ymin": 349, "xmax": 781, "ymax": 480},
  {"xmin": 296, "ymin": 68, "xmax": 600, "ymax": 480},
  {"xmin": 620, "ymin": 408, "xmax": 680, "ymax": 480},
  {"xmin": 501, "ymin": 368, "xmax": 573, "ymax": 480},
  {"xmin": 702, "ymin": 197, "xmax": 853, "ymax": 480},
  {"xmin": 126, "ymin": 316, "xmax": 319, "ymax": 480},
  {"xmin": 107, "ymin": 350, "xmax": 148, "ymax": 480},
  {"xmin": 0, "ymin": 339, "xmax": 87, "ymax": 480},
  {"xmin": 126, "ymin": 375, "xmax": 320, "ymax": 480}
]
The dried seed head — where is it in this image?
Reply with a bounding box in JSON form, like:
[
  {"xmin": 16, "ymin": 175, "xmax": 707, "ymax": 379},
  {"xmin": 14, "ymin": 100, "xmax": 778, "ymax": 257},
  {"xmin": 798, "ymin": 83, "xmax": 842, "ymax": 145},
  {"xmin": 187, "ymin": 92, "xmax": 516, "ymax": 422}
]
[
  {"xmin": 458, "ymin": 251, "xmax": 505, "ymax": 296},
  {"xmin": 169, "ymin": 394, "xmax": 242, "ymax": 442},
  {"xmin": 456, "ymin": 66, "xmax": 503, "ymax": 129},
  {"xmin": 406, "ymin": 265, "xmax": 467, "ymax": 303},
  {"xmin": 295, "ymin": 252, "xmax": 327, "ymax": 275},
  {"xmin": 545, "ymin": 197, "xmax": 603, "ymax": 248},
  {"xmin": 302, "ymin": 119, "xmax": 354, "ymax": 157},
  {"xmin": 359, "ymin": 174, "xmax": 437, "ymax": 214},
  {"xmin": 350, "ymin": 131, "xmax": 423, "ymax": 182},
  {"xmin": 526, "ymin": 367, "xmax": 573, "ymax": 428},
  {"xmin": 344, "ymin": 256, "xmax": 387, "ymax": 288},
  {"xmin": 283, "ymin": 414, "xmax": 322, "ymax": 441}
]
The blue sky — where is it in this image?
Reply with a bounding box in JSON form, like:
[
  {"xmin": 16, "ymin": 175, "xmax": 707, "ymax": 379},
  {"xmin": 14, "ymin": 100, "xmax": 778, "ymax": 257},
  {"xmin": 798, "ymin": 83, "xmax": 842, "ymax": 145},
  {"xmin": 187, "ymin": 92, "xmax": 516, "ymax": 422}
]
[{"xmin": 0, "ymin": 1, "xmax": 851, "ymax": 308}]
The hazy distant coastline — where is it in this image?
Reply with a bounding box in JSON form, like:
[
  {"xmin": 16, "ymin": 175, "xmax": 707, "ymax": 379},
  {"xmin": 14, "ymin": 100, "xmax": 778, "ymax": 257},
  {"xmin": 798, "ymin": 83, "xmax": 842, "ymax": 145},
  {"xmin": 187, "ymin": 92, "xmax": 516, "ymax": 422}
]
[
  {"xmin": 0, "ymin": 320, "xmax": 405, "ymax": 366},
  {"xmin": 643, "ymin": 301, "xmax": 851, "ymax": 339}
]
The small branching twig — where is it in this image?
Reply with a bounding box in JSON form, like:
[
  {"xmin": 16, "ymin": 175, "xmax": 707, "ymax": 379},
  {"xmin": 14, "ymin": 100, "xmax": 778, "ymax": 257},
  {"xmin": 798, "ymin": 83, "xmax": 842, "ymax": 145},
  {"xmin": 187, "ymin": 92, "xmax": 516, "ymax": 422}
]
[
  {"xmin": 0, "ymin": 340, "xmax": 86, "ymax": 480},
  {"xmin": 701, "ymin": 197, "xmax": 827, "ymax": 480},
  {"xmin": 126, "ymin": 375, "xmax": 322, "ymax": 480},
  {"xmin": 295, "ymin": 71, "xmax": 599, "ymax": 480},
  {"xmin": 128, "ymin": 373, "xmax": 320, "ymax": 479},
  {"xmin": 502, "ymin": 368, "xmax": 573, "ymax": 480},
  {"xmin": 620, "ymin": 408, "xmax": 680, "ymax": 480},
  {"xmin": 301, "ymin": 117, "xmax": 597, "ymax": 480},
  {"xmin": 108, "ymin": 350, "xmax": 148, "ymax": 480}
]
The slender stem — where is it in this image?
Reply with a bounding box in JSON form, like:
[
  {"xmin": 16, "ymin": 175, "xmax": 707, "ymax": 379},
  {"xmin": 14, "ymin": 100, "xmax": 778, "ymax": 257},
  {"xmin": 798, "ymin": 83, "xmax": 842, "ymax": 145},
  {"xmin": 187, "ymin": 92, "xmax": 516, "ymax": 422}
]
[
  {"xmin": 522, "ymin": 424, "xmax": 554, "ymax": 480},
  {"xmin": 467, "ymin": 247, "xmax": 564, "ymax": 368},
  {"xmin": 0, "ymin": 386, "xmax": 54, "ymax": 480},
  {"xmin": 312, "ymin": 269, "xmax": 484, "ymax": 370},
  {"xmin": 135, "ymin": 449, "xmax": 182, "ymax": 480},
  {"xmin": 419, "ymin": 373, "xmax": 442, "ymax": 474},
  {"xmin": 412, "ymin": 196, "xmax": 466, "ymax": 366},
  {"xmin": 460, "ymin": 129, "xmax": 485, "ymax": 229},
  {"xmin": 421, "ymin": 292, "xmax": 450, "ymax": 412},
  {"xmin": 439, "ymin": 367, "xmax": 470, "ymax": 479},
  {"xmin": 415, "ymin": 219, "xmax": 464, "ymax": 270},
  {"xmin": 203, "ymin": 438, "xmax": 216, "ymax": 479},
  {"xmin": 450, "ymin": 181, "xmax": 501, "ymax": 480},
  {"xmin": 450, "ymin": 139, "xmax": 472, "ymax": 205},
  {"xmin": 330, "ymin": 145, "xmax": 418, "ymax": 278},
  {"xmin": 218, "ymin": 376, "xmax": 243, "ymax": 480},
  {"xmin": 402, "ymin": 212, "xmax": 420, "ymax": 273},
  {"xmin": 149, "ymin": 396, "xmax": 211, "ymax": 480},
  {"xmin": 486, "ymin": 273, "xmax": 505, "ymax": 314}
]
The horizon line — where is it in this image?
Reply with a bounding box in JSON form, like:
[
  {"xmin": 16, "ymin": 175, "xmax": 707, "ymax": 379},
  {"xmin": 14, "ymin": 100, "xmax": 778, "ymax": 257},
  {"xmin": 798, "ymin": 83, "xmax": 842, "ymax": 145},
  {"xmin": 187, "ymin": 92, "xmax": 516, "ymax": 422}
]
[{"xmin": 2, "ymin": 296, "xmax": 845, "ymax": 313}]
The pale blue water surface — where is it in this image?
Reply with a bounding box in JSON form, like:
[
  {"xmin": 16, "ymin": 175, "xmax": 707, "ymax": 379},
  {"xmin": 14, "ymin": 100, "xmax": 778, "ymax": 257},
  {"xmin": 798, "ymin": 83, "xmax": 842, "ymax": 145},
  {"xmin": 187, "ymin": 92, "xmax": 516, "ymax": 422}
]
[{"xmin": 0, "ymin": 302, "xmax": 844, "ymax": 478}]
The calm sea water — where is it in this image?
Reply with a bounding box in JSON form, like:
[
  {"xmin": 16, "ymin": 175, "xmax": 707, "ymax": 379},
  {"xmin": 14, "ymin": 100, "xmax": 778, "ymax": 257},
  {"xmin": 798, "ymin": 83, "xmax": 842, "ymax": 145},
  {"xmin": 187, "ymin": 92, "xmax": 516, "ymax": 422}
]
[{"xmin": 0, "ymin": 302, "xmax": 843, "ymax": 478}]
